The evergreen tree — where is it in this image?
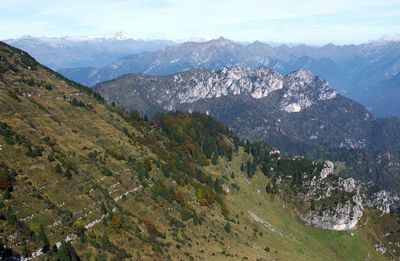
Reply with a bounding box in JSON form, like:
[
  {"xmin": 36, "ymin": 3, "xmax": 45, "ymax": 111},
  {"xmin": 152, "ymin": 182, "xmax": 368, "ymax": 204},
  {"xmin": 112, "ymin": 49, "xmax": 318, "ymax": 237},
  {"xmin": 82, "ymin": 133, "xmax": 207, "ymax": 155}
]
[
  {"xmin": 38, "ymin": 224, "xmax": 50, "ymax": 252},
  {"xmin": 196, "ymin": 169, "xmax": 205, "ymax": 183},
  {"xmin": 202, "ymin": 138, "xmax": 217, "ymax": 159},
  {"xmin": 3, "ymin": 190, "xmax": 11, "ymax": 199},
  {"xmin": 244, "ymin": 140, "xmax": 251, "ymax": 153},
  {"xmin": 211, "ymin": 153, "xmax": 218, "ymax": 165},
  {"xmin": 161, "ymin": 164, "xmax": 171, "ymax": 178},
  {"xmin": 128, "ymin": 110, "xmax": 141, "ymax": 122},
  {"xmin": 240, "ymin": 163, "xmax": 245, "ymax": 172},
  {"xmin": 94, "ymin": 252, "xmax": 107, "ymax": 261},
  {"xmin": 20, "ymin": 241, "xmax": 30, "ymax": 257},
  {"xmin": 224, "ymin": 222, "xmax": 231, "ymax": 233},
  {"xmin": 58, "ymin": 241, "xmax": 79, "ymax": 261},
  {"xmin": 214, "ymin": 178, "xmax": 223, "ymax": 193},
  {"xmin": 266, "ymin": 183, "xmax": 272, "ymax": 194},
  {"xmin": 54, "ymin": 163, "xmax": 63, "ymax": 174},
  {"xmin": 206, "ymin": 175, "xmax": 214, "ymax": 188},
  {"xmin": 227, "ymin": 147, "xmax": 233, "ymax": 161},
  {"xmin": 246, "ymin": 160, "xmax": 255, "ymax": 178}
]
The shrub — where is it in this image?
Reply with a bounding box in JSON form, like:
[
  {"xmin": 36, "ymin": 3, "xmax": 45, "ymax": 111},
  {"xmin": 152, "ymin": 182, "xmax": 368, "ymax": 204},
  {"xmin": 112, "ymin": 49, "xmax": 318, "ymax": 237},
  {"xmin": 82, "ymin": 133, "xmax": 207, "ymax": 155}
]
[
  {"xmin": 0, "ymin": 122, "xmax": 15, "ymax": 137},
  {"xmin": 54, "ymin": 164, "xmax": 63, "ymax": 174},
  {"xmin": 224, "ymin": 222, "xmax": 231, "ymax": 233},
  {"xmin": 144, "ymin": 158, "xmax": 152, "ymax": 172},
  {"xmin": 26, "ymin": 146, "xmax": 43, "ymax": 158},
  {"xmin": 63, "ymin": 158, "xmax": 78, "ymax": 172},
  {"xmin": 101, "ymin": 167, "xmax": 112, "ymax": 176},
  {"xmin": 169, "ymin": 217, "xmax": 185, "ymax": 228},
  {"xmin": 3, "ymin": 190, "xmax": 11, "ymax": 199},
  {"xmin": 73, "ymin": 220, "xmax": 85, "ymax": 237},
  {"xmin": 47, "ymin": 154, "xmax": 55, "ymax": 162},
  {"xmin": 107, "ymin": 146, "xmax": 124, "ymax": 160},
  {"xmin": 87, "ymin": 151, "xmax": 98, "ymax": 159},
  {"xmin": 70, "ymin": 98, "xmax": 86, "ymax": 107},
  {"xmin": 178, "ymin": 206, "xmax": 194, "ymax": 221}
]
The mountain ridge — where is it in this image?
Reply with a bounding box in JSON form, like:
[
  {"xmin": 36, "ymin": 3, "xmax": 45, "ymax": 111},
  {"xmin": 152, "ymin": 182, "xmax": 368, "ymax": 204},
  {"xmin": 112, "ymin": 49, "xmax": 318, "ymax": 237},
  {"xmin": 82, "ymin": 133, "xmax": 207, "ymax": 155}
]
[
  {"xmin": 94, "ymin": 66, "xmax": 400, "ymax": 192},
  {"xmin": 51, "ymin": 36, "xmax": 400, "ymax": 117},
  {"xmin": 4, "ymin": 36, "xmax": 176, "ymax": 70}
]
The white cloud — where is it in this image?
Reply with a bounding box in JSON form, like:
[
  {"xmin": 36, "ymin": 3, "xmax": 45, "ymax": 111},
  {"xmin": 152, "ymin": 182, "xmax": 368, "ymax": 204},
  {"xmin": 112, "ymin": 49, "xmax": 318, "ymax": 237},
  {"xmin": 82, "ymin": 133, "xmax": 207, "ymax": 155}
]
[{"xmin": 1, "ymin": 0, "xmax": 399, "ymax": 44}]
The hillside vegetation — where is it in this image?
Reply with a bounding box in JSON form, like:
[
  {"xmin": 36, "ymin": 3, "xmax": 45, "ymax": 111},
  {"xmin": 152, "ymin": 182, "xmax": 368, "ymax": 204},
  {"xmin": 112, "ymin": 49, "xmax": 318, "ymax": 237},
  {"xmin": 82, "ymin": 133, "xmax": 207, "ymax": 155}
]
[{"xmin": 0, "ymin": 41, "xmax": 398, "ymax": 260}]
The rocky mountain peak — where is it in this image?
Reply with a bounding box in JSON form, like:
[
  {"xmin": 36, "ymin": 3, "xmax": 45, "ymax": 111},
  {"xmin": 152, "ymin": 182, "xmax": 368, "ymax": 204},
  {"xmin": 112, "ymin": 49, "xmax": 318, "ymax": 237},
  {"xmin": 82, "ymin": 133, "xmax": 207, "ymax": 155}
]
[
  {"xmin": 286, "ymin": 68, "xmax": 316, "ymax": 86},
  {"xmin": 278, "ymin": 68, "xmax": 337, "ymax": 112},
  {"xmin": 217, "ymin": 66, "xmax": 249, "ymax": 80},
  {"xmin": 210, "ymin": 36, "xmax": 234, "ymax": 46},
  {"xmin": 96, "ymin": 65, "xmax": 339, "ymax": 114}
]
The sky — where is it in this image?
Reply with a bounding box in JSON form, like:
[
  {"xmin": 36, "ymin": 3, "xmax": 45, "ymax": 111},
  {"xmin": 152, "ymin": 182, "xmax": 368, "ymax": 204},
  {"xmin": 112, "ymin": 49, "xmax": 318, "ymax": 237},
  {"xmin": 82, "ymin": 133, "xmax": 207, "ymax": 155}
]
[{"xmin": 1, "ymin": 0, "xmax": 400, "ymax": 44}]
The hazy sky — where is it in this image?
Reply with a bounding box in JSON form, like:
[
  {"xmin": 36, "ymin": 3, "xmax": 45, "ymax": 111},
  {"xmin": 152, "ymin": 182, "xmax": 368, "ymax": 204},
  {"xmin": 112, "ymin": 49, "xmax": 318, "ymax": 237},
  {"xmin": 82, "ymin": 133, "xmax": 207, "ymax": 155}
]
[{"xmin": 1, "ymin": 0, "xmax": 400, "ymax": 44}]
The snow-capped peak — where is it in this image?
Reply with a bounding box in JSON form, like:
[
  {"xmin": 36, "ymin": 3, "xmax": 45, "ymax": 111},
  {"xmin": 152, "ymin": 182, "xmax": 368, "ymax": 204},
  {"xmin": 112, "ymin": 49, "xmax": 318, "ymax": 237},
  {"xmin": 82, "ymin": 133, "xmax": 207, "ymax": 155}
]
[
  {"xmin": 210, "ymin": 37, "xmax": 234, "ymax": 46},
  {"xmin": 112, "ymin": 32, "xmax": 134, "ymax": 41},
  {"xmin": 373, "ymin": 34, "xmax": 400, "ymax": 43}
]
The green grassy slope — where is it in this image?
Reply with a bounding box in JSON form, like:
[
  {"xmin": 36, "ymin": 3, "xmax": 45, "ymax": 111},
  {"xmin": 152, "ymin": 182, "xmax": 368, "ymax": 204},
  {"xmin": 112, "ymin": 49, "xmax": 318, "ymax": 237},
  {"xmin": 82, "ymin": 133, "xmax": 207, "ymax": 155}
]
[{"xmin": 0, "ymin": 41, "xmax": 397, "ymax": 260}]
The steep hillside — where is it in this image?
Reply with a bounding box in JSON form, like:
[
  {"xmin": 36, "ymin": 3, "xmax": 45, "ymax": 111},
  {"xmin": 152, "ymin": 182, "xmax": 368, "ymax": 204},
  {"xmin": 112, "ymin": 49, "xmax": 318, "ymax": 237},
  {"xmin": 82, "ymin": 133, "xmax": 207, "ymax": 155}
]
[
  {"xmin": 1, "ymin": 42, "xmax": 400, "ymax": 261},
  {"xmin": 94, "ymin": 67, "xmax": 400, "ymax": 192}
]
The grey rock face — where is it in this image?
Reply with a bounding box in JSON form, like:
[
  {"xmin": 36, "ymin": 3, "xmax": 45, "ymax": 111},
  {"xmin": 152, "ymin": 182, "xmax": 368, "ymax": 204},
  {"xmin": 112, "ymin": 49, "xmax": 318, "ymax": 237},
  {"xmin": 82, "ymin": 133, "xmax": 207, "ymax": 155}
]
[
  {"xmin": 95, "ymin": 66, "xmax": 336, "ymax": 114},
  {"xmin": 366, "ymin": 190, "xmax": 400, "ymax": 214},
  {"xmin": 299, "ymin": 194, "xmax": 364, "ymax": 231},
  {"xmin": 296, "ymin": 161, "xmax": 400, "ymax": 231}
]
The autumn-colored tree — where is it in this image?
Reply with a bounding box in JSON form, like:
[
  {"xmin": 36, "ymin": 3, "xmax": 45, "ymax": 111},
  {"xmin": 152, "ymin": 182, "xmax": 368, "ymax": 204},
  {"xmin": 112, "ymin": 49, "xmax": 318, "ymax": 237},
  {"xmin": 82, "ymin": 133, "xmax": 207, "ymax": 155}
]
[
  {"xmin": 72, "ymin": 220, "xmax": 85, "ymax": 237},
  {"xmin": 0, "ymin": 172, "xmax": 10, "ymax": 190},
  {"xmin": 111, "ymin": 215, "xmax": 121, "ymax": 229},
  {"xmin": 143, "ymin": 219, "xmax": 163, "ymax": 238},
  {"xmin": 175, "ymin": 191, "xmax": 185, "ymax": 205},
  {"xmin": 183, "ymin": 140, "xmax": 192, "ymax": 153},
  {"xmin": 143, "ymin": 158, "xmax": 152, "ymax": 172}
]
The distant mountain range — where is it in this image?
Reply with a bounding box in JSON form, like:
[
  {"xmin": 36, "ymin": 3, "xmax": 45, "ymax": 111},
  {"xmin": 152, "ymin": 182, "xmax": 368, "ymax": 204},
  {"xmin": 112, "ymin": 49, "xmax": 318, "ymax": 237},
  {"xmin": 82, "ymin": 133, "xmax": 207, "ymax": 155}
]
[
  {"xmin": 52, "ymin": 36, "xmax": 400, "ymax": 117},
  {"xmin": 94, "ymin": 66, "xmax": 400, "ymax": 191},
  {"xmin": 4, "ymin": 33, "xmax": 176, "ymax": 69}
]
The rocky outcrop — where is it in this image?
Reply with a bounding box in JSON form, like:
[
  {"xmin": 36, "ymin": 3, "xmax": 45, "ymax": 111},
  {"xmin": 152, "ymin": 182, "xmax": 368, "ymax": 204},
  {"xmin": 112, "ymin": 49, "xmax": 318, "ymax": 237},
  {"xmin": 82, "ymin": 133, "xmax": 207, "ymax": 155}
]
[
  {"xmin": 299, "ymin": 193, "xmax": 363, "ymax": 231},
  {"xmin": 295, "ymin": 160, "xmax": 400, "ymax": 231},
  {"xmin": 366, "ymin": 190, "xmax": 400, "ymax": 214}
]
